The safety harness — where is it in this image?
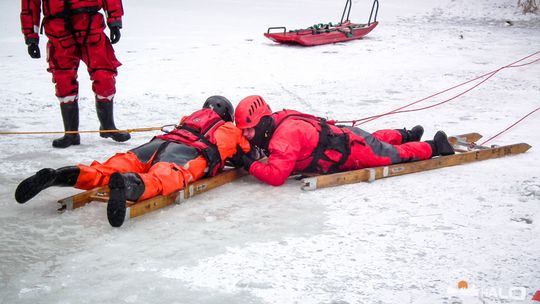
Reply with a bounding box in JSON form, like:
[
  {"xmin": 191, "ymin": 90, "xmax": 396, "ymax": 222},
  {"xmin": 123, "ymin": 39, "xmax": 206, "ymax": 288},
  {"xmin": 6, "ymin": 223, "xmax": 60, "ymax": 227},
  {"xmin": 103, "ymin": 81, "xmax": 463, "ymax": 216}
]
[
  {"xmin": 41, "ymin": 0, "xmax": 99, "ymax": 45},
  {"xmin": 273, "ymin": 110, "xmax": 351, "ymax": 174},
  {"xmin": 157, "ymin": 109, "xmax": 225, "ymax": 177}
]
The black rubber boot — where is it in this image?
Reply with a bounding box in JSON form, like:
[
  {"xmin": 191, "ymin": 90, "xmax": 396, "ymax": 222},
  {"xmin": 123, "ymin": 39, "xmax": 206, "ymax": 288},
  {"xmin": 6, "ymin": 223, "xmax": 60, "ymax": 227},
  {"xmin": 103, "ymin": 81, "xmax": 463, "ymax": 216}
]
[
  {"xmin": 397, "ymin": 125, "xmax": 424, "ymax": 143},
  {"xmin": 426, "ymin": 131, "xmax": 455, "ymax": 157},
  {"xmin": 53, "ymin": 102, "xmax": 80, "ymax": 148},
  {"xmin": 107, "ymin": 172, "xmax": 145, "ymax": 227},
  {"xmin": 96, "ymin": 100, "xmax": 131, "ymax": 142},
  {"xmin": 15, "ymin": 166, "xmax": 80, "ymax": 204}
]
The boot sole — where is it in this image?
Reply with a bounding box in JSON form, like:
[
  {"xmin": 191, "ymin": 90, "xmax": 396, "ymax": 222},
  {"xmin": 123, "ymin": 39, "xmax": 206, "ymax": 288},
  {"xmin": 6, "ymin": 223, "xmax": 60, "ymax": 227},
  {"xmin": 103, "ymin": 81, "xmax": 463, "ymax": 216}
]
[
  {"xmin": 52, "ymin": 135, "xmax": 81, "ymax": 148},
  {"xmin": 107, "ymin": 173, "xmax": 127, "ymax": 227},
  {"xmin": 100, "ymin": 132, "xmax": 131, "ymax": 142},
  {"xmin": 15, "ymin": 168, "xmax": 56, "ymax": 204},
  {"xmin": 434, "ymin": 131, "xmax": 455, "ymax": 156},
  {"xmin": 410, "ymin": 125, "xmax": 424, "ymax": 142}
]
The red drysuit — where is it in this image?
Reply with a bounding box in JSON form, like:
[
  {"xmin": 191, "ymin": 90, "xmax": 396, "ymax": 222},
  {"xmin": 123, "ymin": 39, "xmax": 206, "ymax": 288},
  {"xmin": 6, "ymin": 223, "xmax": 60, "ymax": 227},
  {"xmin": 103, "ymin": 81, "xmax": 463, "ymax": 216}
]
[
  {"xmin": 21, "ymin": 0, "xmax": 123, "ymax": 102},
  {"xmin": 248, "ymin": 110, "xmax": 433, "ymax": 186}
]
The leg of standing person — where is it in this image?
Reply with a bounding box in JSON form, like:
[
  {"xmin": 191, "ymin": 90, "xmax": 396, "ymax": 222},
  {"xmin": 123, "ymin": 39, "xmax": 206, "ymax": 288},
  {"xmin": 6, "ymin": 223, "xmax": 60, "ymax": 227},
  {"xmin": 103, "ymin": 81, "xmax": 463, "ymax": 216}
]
[
  {"xmin": 47, "ymin": 37, "xmax": 82, "ymax": 148},
  {"xmin": 83, "ymin": 31, "xmax": 130, "ymax": 142}
]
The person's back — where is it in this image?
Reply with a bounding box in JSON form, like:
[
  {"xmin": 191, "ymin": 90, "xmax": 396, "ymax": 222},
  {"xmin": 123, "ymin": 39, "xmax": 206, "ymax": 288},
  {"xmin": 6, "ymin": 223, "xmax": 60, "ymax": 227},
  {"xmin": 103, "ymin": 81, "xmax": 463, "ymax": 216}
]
[
  {"xmin": 15, "ymin": 96, "xmax": 250, "ymax": 227},
  {"xmin": 246, "ymin": 110, "xmax": 325, "ymax": 186},
  {"xmin": 232, "ymin": 95, "xmax": 455, "ymax": 187}
]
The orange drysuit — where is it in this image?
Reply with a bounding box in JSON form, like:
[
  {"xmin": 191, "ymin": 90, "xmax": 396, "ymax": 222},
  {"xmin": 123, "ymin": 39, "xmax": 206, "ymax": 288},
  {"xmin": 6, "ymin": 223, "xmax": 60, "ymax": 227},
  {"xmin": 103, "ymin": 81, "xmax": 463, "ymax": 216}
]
[{"xmin": 73, "ymin": 118, "xmax": 250, "ymax": 201}]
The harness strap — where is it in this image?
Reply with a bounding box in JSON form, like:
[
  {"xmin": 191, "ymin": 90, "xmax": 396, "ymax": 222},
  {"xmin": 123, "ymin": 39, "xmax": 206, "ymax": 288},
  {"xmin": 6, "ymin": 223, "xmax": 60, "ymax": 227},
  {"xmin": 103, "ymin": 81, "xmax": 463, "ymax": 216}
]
[
  {"xmin": 43, "ymin": 3, "xmax": 99, "ymax": 45},
  {"xmin": 176, "ymin": 124, "xmax": 200, "ymax": 136},
  {"xmin": 275, "ymin": 114, "xmax": 350, "ymax": 174},
  {"xmin": 304, "ymin": 119, "xmax": 350, "ymax": 173},
  {"xmin": 47, "ymin": 6, "xmax": 100, "ymax": 19},
  {"xmin": 175, "ymin": 118, "xmax": 224, "ymax": 177},
  {"xmin": 62, "ymin": 0, "xmax": 77, "ymax": 33}
]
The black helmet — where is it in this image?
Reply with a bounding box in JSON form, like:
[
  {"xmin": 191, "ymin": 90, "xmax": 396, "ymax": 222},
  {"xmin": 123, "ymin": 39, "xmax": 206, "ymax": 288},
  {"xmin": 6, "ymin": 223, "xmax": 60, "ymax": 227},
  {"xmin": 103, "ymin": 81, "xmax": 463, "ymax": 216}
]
[{"xmin": 203, "ymin": 95, "xmax": 234, "ymax": 122}]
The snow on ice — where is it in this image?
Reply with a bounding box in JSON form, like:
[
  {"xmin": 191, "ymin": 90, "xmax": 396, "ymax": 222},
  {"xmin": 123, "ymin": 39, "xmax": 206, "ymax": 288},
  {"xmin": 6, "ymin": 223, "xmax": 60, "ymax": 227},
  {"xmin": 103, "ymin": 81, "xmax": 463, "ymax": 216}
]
[{"xmin": 0, "ymin": 0, "xmax": 539, "ymax": 303}]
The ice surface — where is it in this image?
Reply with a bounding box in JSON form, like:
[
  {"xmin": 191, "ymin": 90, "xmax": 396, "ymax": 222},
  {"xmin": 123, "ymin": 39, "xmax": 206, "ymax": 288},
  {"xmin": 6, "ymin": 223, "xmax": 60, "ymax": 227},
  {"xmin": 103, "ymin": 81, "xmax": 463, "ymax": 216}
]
[{"xmin": 0, "ymin": 0, "xmax": 539, "ymax": 303}]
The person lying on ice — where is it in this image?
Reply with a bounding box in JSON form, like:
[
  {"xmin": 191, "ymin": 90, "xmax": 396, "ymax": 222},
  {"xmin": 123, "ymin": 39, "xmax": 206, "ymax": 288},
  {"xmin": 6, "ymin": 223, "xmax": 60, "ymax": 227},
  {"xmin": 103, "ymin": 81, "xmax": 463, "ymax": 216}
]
[
  {"xmin": 15, "ymin": 96, "xmax": 251, "ymax": 227},
  {"xmin": 230, "ymin": 95, "xmax": 455, "ymax": 186}
]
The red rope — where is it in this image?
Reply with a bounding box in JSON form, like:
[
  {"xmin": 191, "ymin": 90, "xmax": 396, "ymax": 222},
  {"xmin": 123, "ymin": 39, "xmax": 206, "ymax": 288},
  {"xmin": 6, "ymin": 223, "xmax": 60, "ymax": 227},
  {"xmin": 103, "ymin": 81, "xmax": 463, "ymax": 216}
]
[
  {"xmin": 479, "ymin": 106, "xmax": 540, "ymax": 145},
  {"xmin": 506, "ymin": 57, "xmax": 540, "ymax": 68},
  {"xmin": 374, "ymin": 70, "xmax": 499, "ymax": 116},
  {"xmin": 335, "ymin": 50, "xmax": 540, "ymax": 126}
]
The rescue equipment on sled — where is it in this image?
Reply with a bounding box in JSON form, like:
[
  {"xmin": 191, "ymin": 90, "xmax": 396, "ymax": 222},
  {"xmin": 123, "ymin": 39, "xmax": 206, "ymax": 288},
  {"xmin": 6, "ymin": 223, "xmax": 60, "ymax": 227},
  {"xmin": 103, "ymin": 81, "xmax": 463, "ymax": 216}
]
[{"xmin": 264, "ymin": 0, "xmax": 379, "ymax": 46}]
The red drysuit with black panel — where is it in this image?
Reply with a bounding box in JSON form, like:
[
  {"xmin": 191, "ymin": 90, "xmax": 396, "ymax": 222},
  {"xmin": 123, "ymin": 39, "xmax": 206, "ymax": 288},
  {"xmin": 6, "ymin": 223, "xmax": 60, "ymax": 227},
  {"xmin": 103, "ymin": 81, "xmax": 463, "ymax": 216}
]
[
  {"xmin": 20, "ymin": 0, "xmax": 123, "ymax": 102},
  {"xmin": 248, "ymin": 110, "xmax": 433, "ymax": 186}
]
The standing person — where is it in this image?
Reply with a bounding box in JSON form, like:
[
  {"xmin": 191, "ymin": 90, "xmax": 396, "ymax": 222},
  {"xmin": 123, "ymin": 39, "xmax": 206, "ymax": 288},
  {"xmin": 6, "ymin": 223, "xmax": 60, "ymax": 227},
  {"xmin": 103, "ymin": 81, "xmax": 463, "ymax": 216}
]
[
  {"xmin": 15, "ymin": 96, "xmax": 251, "ymax": 227},
  {"xmin": 21, "ymin": 0, "xmax": 130, "ymax": 148},
  {"xmin": 231, "ymin": 95, "xmax": 455, "ymax": 186}
]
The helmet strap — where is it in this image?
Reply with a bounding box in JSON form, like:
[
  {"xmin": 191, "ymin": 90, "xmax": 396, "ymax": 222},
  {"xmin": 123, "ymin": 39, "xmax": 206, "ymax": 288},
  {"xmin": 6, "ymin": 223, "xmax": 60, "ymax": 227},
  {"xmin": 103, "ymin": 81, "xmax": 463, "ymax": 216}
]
[{"xmin": 251, "ymin": 116, "xmax": 275, "ymax": 151}]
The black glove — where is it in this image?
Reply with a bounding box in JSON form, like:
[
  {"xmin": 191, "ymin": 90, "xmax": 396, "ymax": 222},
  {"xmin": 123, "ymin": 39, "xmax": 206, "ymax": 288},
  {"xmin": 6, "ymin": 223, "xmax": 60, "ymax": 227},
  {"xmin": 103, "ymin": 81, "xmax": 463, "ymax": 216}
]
[
  {"xmin": 249, "ymin": 146, "xmax": 268, "ymax": 160},
  {"xmin": 229, "ymin": 145, "xmax": 255, "ymax": 171},
  {"xmin": 27, "ymin": 43, "xmax": 40, "ymax": 59},
  {"xmin": 109, "ymin": 24, "xmax": 121, "ymax": 44}
]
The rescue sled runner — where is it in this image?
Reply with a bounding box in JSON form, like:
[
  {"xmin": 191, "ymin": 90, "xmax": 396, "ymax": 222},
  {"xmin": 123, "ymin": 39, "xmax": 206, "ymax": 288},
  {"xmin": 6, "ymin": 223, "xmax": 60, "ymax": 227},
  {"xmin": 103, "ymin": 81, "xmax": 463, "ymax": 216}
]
[
  {"xmin": 56, "ymin": 132, "xmax": 530, "ymax": 226},
  {"xmin": 264, "ymin": 0, "xmax": 379, "ymax": 46},
  {"xmin": 57, "ymin": 169, "xmax": 247, "ymax": 223},
  {"xmin": 301, "ymin": 133, "xmax": 531, "ymax": 190}
]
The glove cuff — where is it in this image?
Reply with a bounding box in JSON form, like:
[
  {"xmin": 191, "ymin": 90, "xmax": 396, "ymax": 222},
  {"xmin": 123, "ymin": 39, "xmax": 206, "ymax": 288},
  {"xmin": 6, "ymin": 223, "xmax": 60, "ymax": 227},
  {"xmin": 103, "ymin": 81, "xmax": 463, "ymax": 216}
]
[
  {"xmin": 108, "ymin": 20, "xmax": 122, "ymax": 29},
  {"xmin": 242, "ymin": 155, "xmax": 254, "ymax": 171},
  {"xmin": 25, "ymin": 37, "xmax": 38, "ymax": 45}
]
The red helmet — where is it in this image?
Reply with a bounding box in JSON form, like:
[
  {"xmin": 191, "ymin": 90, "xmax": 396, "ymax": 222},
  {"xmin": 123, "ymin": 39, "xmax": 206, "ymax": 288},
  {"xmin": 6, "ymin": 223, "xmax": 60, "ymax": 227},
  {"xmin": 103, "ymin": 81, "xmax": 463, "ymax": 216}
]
[{"xmin": 234, "ymin": 95, "xmax": 272, "ymax": 129}]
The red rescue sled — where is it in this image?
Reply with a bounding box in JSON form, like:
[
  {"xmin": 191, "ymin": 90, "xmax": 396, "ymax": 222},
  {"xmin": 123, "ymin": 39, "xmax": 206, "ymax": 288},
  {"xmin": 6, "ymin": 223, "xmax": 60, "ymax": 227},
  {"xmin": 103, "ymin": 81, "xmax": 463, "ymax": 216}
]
[{"xmin": 264, "ymin": 0, "xmax": 379, "ymax": 47}]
